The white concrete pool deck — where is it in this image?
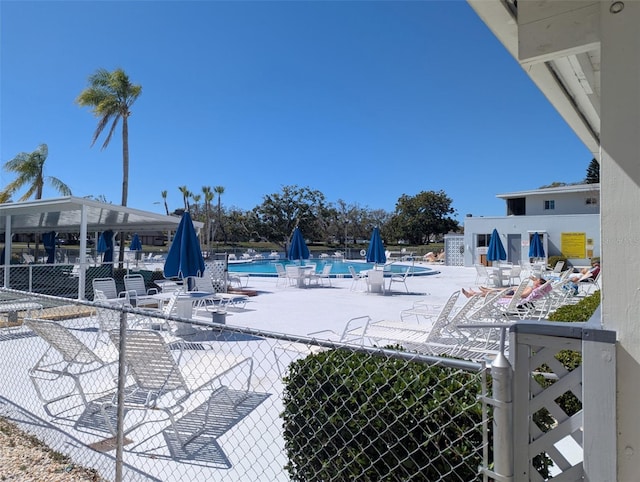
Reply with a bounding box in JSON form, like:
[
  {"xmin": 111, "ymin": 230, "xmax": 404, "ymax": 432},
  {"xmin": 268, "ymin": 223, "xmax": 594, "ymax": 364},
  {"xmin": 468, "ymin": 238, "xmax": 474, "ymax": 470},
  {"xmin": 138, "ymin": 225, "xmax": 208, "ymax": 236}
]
[
  {"xmin": 201, "ymin": 262, "xmax": 478, "ymax": 337},
  {"xmin": 1, "ymin": 263, "xmax": 485, "ymax": 481}
]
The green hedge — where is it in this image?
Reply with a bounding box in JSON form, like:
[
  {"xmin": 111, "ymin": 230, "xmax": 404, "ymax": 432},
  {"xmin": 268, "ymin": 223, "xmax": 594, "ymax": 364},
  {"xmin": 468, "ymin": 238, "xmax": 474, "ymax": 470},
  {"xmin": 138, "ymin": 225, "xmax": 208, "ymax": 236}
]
[
  {"xmin": 281, "ymin": 349, "xmax": 485, "ymax": 481},
  {"xmin": 548, "ymin": 290, "xmax": 601, "ymax": 322}
]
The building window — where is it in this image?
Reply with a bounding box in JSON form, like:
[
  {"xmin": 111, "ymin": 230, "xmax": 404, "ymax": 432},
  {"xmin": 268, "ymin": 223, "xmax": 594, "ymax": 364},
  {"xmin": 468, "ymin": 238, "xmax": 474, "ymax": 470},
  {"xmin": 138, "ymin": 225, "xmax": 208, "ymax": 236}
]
[
  {"xmin": 477, "ymin": 234, "xmax": 492, "ymax": 247},
  {"xmin": 586, "ymin": 197, "xmax": 598, "ymax": 205},
  {"xmin": 507, "ymin": 197, "xmax": 525, "ymax": 215},
  {"xmin": 544, "ymin": 200, "xmax": 555, "ymax": 210}
]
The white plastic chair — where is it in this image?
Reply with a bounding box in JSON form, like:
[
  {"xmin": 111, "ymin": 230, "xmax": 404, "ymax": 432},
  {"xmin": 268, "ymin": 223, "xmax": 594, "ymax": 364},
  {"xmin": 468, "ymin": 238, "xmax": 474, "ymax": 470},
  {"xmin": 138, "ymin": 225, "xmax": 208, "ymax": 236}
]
[
  {"xmin": 92, "ymin": 278, "xmax": 127, "ymax": 302},
  {"xmin": 348, "ymin": 266, "xmax": 365, "ymax": 291},
  {"xmin": 507, "ymin": 265, "xmax": 522, "ymax": 285},
  {"xmin": 123, "ymin": 274, "xmax": 161, "ymax": 308},
  {"xmin": 274, "ymin": 263, "xmax": 288, "ymax": 287},
  {"xmin": 388, "ymin": 267, "xmax": 411, "ymax": 293}
]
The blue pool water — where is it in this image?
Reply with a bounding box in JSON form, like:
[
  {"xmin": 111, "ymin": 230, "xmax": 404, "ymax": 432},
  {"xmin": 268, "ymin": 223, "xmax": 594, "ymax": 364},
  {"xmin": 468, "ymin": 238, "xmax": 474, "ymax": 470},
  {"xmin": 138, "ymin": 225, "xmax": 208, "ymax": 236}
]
[{"xmin": 228, "ymin": 259, "xmax": 438, "ymax": 278}]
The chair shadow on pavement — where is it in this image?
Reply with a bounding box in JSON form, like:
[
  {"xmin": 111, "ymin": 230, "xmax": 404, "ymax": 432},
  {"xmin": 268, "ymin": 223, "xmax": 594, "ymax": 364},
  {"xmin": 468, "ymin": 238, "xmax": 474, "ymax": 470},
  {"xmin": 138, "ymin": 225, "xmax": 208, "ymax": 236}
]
[{"xmin": 76, "ymin": 387, "xmax": 271, "ymax": 469}]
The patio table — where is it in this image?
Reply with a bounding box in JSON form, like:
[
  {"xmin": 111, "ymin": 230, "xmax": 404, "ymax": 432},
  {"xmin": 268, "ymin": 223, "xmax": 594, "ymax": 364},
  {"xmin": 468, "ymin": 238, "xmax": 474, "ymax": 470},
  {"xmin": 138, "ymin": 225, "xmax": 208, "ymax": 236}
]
[
  {"xmin": 364, "ymin": 269, "xmax": 386, "ymax": 294},
  {"xmin": 489, "ymin": 266, "xmax": 511, "ymax": 287},
  {"xmin": 151, "ymin": 291, "xmax": 218, "ymax": 335}
]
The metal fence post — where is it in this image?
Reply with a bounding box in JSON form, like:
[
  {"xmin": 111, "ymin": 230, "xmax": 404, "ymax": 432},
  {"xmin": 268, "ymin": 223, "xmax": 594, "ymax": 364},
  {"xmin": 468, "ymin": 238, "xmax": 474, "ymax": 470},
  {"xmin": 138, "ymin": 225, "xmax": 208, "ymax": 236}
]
[
  {"xmin": 479, "ymin": 326, "xmax": 513, "ymax": 482},
  {"xmin": 115, "ymin": 311, "xmax": 127, "ymax": 482}
]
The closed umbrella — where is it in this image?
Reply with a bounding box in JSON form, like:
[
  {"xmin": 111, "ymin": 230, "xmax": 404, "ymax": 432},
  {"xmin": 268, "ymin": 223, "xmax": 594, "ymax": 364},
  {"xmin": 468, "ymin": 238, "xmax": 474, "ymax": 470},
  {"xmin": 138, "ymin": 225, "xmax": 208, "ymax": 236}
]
[
  {"xmin": 97, "ymin": 231, "xmax": 114, "ymax": 264},
  {"xmin": 486, "ymin": 228, "xmax": 506, "ymax": 265},
  {"xmin": 366, "ymin": 227, "xmax": 386, "ymax": 265},
  {"xmin": 528, "ymin": 232, "xmax": 545, "ymax": 259},
  {"xmin": 163, "ymin": 212, "xmax": 205, "ymax": 280},
  {"xmin": 129, "ymin": 233, "xmax": 142, "ymax": 252},
  {"xmin": 42, "ymin": 231, "xmax": 56, "ymax": 264},
  {"xmin": 288, "ymin": 227, "xmax": 310, "ymax": 261},
  {"xmin": 129, "ymin": 233, "xmax": 143, "ymax": 266}
]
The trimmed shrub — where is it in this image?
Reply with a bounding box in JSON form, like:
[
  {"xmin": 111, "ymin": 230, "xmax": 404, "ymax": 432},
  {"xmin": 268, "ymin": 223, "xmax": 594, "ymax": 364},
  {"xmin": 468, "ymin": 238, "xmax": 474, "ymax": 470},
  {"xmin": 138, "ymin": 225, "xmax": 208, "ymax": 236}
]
[
  {"xmin": 281, "ymin": 349, "xmax": 485, "ymax": 481},
  {"xmin": 548, "ymin": 290, "xmax": 601, "ymax": 322}
]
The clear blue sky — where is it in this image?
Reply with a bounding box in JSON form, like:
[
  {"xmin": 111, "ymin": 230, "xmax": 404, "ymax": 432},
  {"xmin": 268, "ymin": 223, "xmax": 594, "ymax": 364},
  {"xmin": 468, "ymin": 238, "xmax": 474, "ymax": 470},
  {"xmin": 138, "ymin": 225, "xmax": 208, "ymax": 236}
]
[{"xmin": 1, "ymin": 0, "xmax": 592, "ymax": 222}]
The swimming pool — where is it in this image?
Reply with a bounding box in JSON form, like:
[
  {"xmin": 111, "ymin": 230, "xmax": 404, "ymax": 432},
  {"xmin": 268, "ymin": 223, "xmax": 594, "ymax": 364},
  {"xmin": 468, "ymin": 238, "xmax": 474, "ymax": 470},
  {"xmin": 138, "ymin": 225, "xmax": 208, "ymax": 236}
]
[{"xmin": 228, "ymin": 259, "xmax": 438, "ymax": 278}]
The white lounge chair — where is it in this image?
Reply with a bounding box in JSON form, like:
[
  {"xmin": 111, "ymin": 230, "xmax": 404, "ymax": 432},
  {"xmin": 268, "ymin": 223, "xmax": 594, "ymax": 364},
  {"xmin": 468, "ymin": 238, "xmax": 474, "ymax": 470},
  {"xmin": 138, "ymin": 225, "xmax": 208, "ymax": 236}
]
[
  {"xmin": 189, "ymin": 273, "xmax": 248, "ymax": 310},
  {"xmin": 401, "ymin": 290, "xmax": 460, "ymax": 323},
  {"xmin": 576, "ymin": 271, "xmax": 601, "ymax": 296},
  {"xmin": 552, "ymin": 260, "xmax": 565, "ymax": 273},
  {"xmin": 107, "ymin": 329, "xmax": 254, "ymax": 446},
  {"xmin": 24, "ymin": 318, "xmax": 118, "ymax": 417}
]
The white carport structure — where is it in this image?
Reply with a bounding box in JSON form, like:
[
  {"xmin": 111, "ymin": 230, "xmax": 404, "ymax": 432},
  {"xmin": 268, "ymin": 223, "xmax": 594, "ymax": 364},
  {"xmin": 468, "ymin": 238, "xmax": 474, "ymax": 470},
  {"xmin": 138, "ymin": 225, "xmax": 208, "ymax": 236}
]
[
  {"xmin": 468, "ymin": 1, "xmax": 638, "ymax": 479},
  {"xmin": 0, "ymin": 196, "xmax": 203, "ymax": 298}
]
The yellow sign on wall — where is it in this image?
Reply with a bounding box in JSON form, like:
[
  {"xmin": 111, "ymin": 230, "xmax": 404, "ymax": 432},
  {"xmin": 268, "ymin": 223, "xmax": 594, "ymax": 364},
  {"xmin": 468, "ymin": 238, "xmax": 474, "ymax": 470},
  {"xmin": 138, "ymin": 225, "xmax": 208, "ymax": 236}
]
[{"xmin": 561, "ymin": 232, "xmax": 586, "ymax": 258}]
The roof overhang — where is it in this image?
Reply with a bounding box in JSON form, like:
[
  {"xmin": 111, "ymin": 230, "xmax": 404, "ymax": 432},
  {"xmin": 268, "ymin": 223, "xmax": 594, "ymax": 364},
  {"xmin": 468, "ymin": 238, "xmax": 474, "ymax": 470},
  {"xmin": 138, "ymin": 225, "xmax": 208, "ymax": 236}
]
[
  {"xmin": 496, "ymin": 183, "xmax": 600, "ymax": 199},
  {"xmin": 0, "ymin": 196, "xmax": 203, "ymax": 235},
  {"xmin": 467, "ymin": 0, "xmax": 601, "ymax": 158}
]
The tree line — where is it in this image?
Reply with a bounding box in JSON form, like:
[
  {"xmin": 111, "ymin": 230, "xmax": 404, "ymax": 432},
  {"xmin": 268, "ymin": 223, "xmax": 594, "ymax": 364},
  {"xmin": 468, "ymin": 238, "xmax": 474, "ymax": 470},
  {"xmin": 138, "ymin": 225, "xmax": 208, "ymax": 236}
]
[{"xmin": 165, "ymin": 184, "xmax": 460, "ymax": 252}]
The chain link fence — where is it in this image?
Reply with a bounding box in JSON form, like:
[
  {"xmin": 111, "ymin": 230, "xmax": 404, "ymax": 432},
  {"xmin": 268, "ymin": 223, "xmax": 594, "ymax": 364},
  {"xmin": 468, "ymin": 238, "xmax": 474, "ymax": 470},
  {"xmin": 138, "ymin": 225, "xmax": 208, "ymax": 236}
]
[{"xmin": 0, "ymin": 284, "xmax": 491, "ymax": 481}]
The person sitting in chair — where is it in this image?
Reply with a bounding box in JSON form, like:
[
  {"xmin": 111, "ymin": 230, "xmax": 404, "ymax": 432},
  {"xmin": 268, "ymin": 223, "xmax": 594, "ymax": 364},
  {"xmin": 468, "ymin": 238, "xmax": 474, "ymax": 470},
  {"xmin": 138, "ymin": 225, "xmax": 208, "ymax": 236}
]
[
  {"xmin": 462, "ymin": 277, "xmax": 547, "ymax": 299},
  {"xmin": 568, "ymin": 261, "xmax": 600, "ymax": 294},
  {"xmin": 570, "ymin": 261, "xmax": 600, "ymax": 283}
]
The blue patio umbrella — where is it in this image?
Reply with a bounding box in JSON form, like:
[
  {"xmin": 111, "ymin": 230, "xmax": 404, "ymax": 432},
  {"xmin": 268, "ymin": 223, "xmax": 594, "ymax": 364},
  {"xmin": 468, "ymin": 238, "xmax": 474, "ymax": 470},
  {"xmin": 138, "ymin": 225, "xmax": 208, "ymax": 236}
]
[
  {"xmin": 42, "ymin": 231, "xmax": 56, "ymax": 264},
  {"xmin": 288, "ymin": 227, "xmax": 310, "ymax": 261},
  {"xmin": 97, "ymin": 233, "xmax": 107, "ymax": 254},
  {"xmin": 97, "ymin": 231, "xmax": 114, "ymax": 263},
  {"xmin": 129, "ymin": 233, "xmax": 142, "ymax": 252},
  {"xmin": 486, "ymin": 228, "xmax": 507, "ymax": 264},
  {"xmin": 163, "ymin": 212, "xmax": 205, "ymax": 279},
  {"xmin": 528, "ymin": 232, "xmax": 545, "ymax": 259},
  {"xmin": 366, "ymin": 227, "xmax": 386, "ymax": 265}
]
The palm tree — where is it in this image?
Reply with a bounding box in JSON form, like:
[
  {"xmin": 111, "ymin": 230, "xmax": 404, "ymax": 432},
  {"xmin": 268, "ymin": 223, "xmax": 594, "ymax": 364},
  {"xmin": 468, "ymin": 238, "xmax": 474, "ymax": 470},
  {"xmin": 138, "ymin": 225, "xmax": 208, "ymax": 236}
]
[
  {"xmin": 1, "ymin": 143, "xmax": 72, "ymax": 261},
  {"xmin": 178, "ymin": 186, "xmax": 191, "ymax": 211},
  {"xmin": 214, "ymin": 185, "xmax": 226, "ymax": 243},
  {"xmin": 191, "ymin": 193, "xmax": 201, "ymax": 217},
  {"xmin": 1, "ymin": 144, "xmax": 71, "ymax": 201},
  {"xmin": 160, "ymin": 190, "xmax": 170, "ymax": 215},
  {"xmin": 76, "ymin": 67, "xmax": 142, "ymax": 265},
  {"xmin": 202, "ymin": 186, "xmax": 213, "ymax": 253}
]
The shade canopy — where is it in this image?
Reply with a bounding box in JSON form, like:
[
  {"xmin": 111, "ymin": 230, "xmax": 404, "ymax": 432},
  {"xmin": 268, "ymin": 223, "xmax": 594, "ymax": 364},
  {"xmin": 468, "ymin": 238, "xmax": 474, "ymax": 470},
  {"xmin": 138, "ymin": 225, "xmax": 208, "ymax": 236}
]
[
  {"xmin": 528, "ymin": 232, "xmax": 545, "ymax": 259},
  {"xmin": 129, "ymin": 233, "xmax": 142, "ymax": 251},
  {"xmin": 288, "ymin": 227, "xmax": 310, "ymax": 261},
  {"xmin": 42, "ymin": 231, "xmax": 56, "ymax": 264},
  {"xmin": 163, "ymin": 212, "xmax": 205, "ymax": 279},
  {"xmin": 486, "ymin": 228, "xmax": 507, "ymax": 263},
  {"xmin": 366, "ymin": 227, "xmax": 386, "ymax": 264}
]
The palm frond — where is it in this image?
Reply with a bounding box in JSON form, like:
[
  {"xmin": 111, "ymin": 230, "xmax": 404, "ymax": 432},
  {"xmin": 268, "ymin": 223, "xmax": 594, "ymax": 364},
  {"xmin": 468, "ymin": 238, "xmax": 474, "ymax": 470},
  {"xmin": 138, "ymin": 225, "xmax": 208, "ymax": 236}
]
[{"xmin": 47, "ymin": 177, "xmax": 72, "ymax": 196}]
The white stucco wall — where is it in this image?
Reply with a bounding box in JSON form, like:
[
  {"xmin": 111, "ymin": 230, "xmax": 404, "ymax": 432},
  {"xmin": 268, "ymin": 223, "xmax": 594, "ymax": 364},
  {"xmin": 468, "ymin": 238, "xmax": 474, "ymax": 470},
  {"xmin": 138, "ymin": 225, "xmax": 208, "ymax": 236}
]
[
  {"xmin": 600, "ymin": 2, "xmax": 640, "ymax": 479},
  {"xmin": 520, "ymin": 191, "xmax": 600, "ymax": 216},
  {"xmin": 463, "ymin": 213, "xmax": 599, "ymax": 267}
]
